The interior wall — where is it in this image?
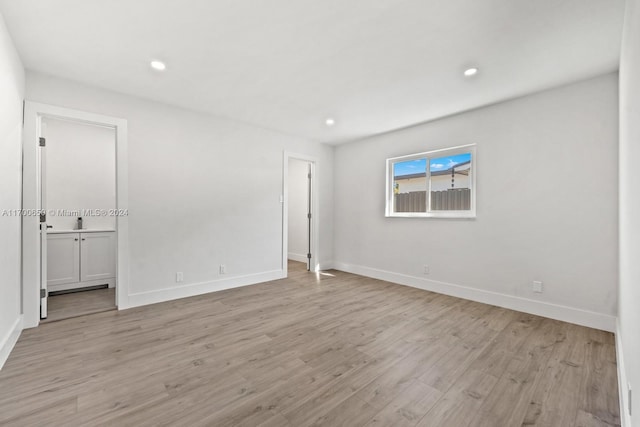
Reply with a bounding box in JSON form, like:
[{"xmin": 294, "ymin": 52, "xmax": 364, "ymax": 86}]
[
  {"xmin": 44, "ymin": 117, "xmax": 116, "ymax": 230},
  {"xmin": 334, "ymin": 73, "xmax": 618, "ymax": 330},
  {"xmin": 618, "ymin": 0, "xmax": 640, "ymax": 423},
  {"xmin": 288, "ymin": 159, "xmax": 309, "ymax": 263},
  {"xmin": 0, "ymin": 12, "xmax": 24, "ymax": 368},
  {"xmin": 25, "ymin": 71, "xmax": 334, "ymax": 305}
]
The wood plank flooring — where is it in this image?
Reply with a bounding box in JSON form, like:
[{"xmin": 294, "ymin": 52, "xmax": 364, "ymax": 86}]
[
  {"xmin": 0, "ymin": 261, "xmax": 620, "ymax": 426},
  {"xmin": 44, "ymin": 288, "xmax": 116, "ymax": 323}
]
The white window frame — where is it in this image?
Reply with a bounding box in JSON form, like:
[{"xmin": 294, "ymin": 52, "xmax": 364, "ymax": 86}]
[{"xmin": 385, "ymin": 144, "xmax": 476, "ymax": 218}]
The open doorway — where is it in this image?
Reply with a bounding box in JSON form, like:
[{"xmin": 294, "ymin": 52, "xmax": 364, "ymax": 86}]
[
  {"xmin": 40, "ymin": 117, "xmax": 117, "ymax": 322},
  {"xmin": 22, "ymin": 102, "xmax": 129, "ymax": 329},
  {"xmin": 283, "ymin": 152, "xmax": 318, "ymax": 277},
  {"xmin": 287, "ymin": 158, "xmax": 312, "ymax": 272}
]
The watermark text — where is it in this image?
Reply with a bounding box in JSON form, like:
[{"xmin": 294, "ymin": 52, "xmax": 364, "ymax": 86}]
[{"xmin": 1, "ymin": 209, "xmax": 128, "ymax": 217}]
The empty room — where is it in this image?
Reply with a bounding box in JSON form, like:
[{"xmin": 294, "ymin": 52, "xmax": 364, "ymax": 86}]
[{"xmin": 0, "ymin": 0, "xmax": 638, "ymax": 426}]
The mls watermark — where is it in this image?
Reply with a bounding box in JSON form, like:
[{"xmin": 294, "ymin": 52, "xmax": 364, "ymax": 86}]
[{"xmin": 1, "ymin": 209, "xmax": 128, "ymax": 217}]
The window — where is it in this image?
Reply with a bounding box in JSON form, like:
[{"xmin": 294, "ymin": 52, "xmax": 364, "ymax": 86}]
[{"xmin": 386, "ymin": 144, "xmax": 476, "ymax": 218}]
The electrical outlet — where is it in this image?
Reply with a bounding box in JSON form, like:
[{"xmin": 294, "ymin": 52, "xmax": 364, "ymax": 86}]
[
  {"xmin": 219, "ymin": 265, "xmax": 226, "ymax": 274},
  {"xmin": 532, "ymin": 281, "xmax": 543, "ymax": 293},
  {"xmin": 423, "ymin": 265, "xmax": 430, "ymax": 275},
  {"xmin": 176, "ymin": 272, "xmax": 184, "ymax": 282}
]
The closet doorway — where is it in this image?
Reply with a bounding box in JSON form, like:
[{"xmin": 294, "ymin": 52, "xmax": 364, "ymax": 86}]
[{"xmin": 283, "ymin": 152, "xmax": 319, "ymax": 276}]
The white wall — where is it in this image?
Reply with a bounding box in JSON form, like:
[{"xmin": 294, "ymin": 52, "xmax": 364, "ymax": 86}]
[
  {"xmin": 44, "ymin": 117, "xmax": 116, "ymax": 230},
  {"xmin": 25, "ymin": 71, "xmax": 334, "ymax": 307},
  {"xmin": 288, "ymin": 159, "xmax": 309, "ymax": 263},
  {"xmin": 0, "ymin": 12, "xmax": 24, "ymax": 368},
  {"xmin": 334, "ymin": 73, "xmax": 618, "ymax": 331},
  {"xmin": 618, "ymin": 0, "xmax": 640, "ymax": 423}
]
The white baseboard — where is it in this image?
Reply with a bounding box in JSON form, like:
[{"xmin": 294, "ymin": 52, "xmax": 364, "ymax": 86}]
[
  {"xmin": 319, "ymin": 260, "xmax": 334, "ymax": 271},
  {"xmin": 288, "ymin": 253, "xmax": 308, "ymax": 263},
  {"xmin": 123, "ymin": 269, "xmax": 286, "ymax": 309},
  {"xmin": 616, "ymin": 320, "xmax": 631, "ymax": 427},
  {"xmin": 49, "ymin": 278, "xmax": 116, "ymax": 293},
  {"xmin": 333, "ymin": 262, "xmax": 616, "ymax": 332},
  {"xmin": 287, "ymin": 255, "xmax": 334, "ymax": 271},
  {"xmin": 0, "ymin": 315, "xmax": 23, "ymax": 370}
]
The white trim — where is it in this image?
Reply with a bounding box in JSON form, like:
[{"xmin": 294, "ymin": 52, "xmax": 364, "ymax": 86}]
[
  {"xmin": 319, "ymin": 261, "xmax": 335, "ymax": 270},
  {"xmin": 49, "ymin": 278, "xmax": 116, "ymax": 293},
  {"xmin": 386, "ymin": 143, "xmax": 478, "ymax": 162},
  {"xmin": 124, "ymin": 270, "xmax": 285, "ymax": 308},
  {"xmin": 22, "ymin": 102, "xmax": 129, "ymax": 328},
  {"xmin": 287, "ymin": 253, "xmax": 309, "ymax": 263},
  {"xmin": 333, "ymin": 261, "xmax": 616, "ymax": 332},
  {"xmin": 282, "ymin": 151, "xmax": 320, "ymax": 275},
  {"xmin": 616, "ymin": 319, "xmax": 631, "ymax": 427},
  {"xmin": 0, "ymin": 316, "xmax": 23, "ymax": 370}
]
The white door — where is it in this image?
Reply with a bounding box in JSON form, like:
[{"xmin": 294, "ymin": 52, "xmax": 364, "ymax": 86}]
[
  {"xmin": 47, "ymin": 233, "xmax": 80, "ymax": 287},
  {"xmin": 306, "ymin": 163, "xmax": 312, "ymax": 271},
  {"xmin": 80, "ymin": 232, "xmax": 116, "ymax": 282},
  {"xmin": 287, "ymin": 158, "xmax": 313, "ymax": 270},
  {"xmin": 39, "ymin": 135, "xmax": 49, "ymax": 318}
]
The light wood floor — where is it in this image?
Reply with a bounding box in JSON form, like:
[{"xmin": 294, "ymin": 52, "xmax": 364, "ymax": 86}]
[
  {"xmin": 44, "ymin": 288, "xmax": 116, "ymax": 323},
  {"xmin": 0, "ymin": 262, "xmax": 619, "ymax": 426}
]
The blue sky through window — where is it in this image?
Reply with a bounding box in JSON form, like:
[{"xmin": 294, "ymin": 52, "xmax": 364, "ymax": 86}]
[
  {"xmin": 394, "ymin": 158, "xmax": 426, "ymax": 178},
  {"xmin": 394, "ymin": 152, "xmax": 471, "ymax": 177},
  {"xmin": 429, "ymin": 153, "xmax": 471, "ymax": 173}
]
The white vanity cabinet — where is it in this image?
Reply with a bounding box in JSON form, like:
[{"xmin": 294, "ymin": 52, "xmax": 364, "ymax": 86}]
[
  {"xmin": 47, "ymin": 230, "xmax": 116, "ymax": 292},
  {"xmin": 47, "ymin": 233, "xmax": 81, "ymax": 288}
]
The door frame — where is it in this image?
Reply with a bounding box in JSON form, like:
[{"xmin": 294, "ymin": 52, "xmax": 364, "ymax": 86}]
[
  {"xmin": 22, "ymin": 102, "xmax": 129, "ymax": 328},
  {"xmin": 282, "ymin": 151, "xmax": 319, "ymax": 276}
]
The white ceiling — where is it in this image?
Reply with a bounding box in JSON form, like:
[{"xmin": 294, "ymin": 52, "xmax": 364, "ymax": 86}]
[{"xmin": 0, "ymin": 0, "xmax": 625, "ymax": 144}]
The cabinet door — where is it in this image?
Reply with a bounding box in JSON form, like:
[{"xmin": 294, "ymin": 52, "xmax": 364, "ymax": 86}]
[
  {"xmin": 80, "ymin": 232, "xmax": 116, "ymax": 282},
  {"xmin": 47, "ymin": 233, "xmax": 80, "ymax": 286}
]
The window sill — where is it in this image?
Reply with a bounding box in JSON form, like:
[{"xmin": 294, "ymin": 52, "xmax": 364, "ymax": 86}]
[{"xmin": 385, "ymin": 212, "xmax": 476, "ymax": 219}]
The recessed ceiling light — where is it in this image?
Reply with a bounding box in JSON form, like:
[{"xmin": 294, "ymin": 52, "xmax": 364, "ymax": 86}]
[
  {"xmin": 464, "ymin": 67, "xmax": 479, "ymax": 77},
  {"xmin": 325, "ymin": 118, "xmax": 335, "ymax": 126},
  {"xmin": 150, "ymin": 60, "xmax": 166, "ymax": 71}
]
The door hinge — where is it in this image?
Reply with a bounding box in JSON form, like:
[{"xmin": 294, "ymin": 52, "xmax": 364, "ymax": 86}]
[
  {"xmin": 307, "ymin": 253, "xmax": 311, "ymax": 259},
  {"xmin": 40, "ymin": 213, "xmax": 46, "ymax": 223},
  {"xmin": 39, "ymin": 137, "xmax": 46, "ymax": 147},
  {"xmin": 307, "ymin": 213, "xmax": 312, "ymax": 219},
  {"xmin": 40, "ymin": 289, "xmax": 47, "ymax": 298}
]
